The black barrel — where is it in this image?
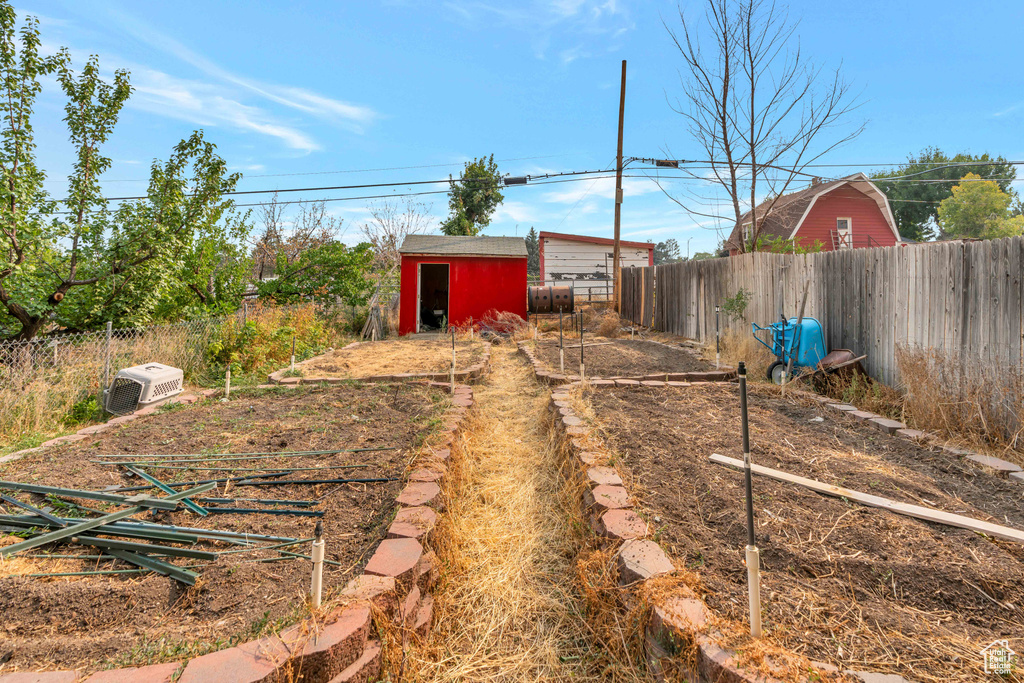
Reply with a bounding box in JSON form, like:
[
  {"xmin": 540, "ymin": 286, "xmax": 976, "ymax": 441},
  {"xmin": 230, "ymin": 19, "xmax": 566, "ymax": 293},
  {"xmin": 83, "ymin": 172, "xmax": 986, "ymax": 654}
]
[{"xmin": 528, "ymin": 285, "xmax": 574, "ymax": 313}]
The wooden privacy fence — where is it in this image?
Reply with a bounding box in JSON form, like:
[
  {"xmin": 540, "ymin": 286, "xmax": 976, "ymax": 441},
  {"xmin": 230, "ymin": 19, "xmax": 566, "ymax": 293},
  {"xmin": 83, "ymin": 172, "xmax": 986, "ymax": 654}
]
[{"xmin": 621, "ymin": 236, "xmax": 1024, "ymax": 388}]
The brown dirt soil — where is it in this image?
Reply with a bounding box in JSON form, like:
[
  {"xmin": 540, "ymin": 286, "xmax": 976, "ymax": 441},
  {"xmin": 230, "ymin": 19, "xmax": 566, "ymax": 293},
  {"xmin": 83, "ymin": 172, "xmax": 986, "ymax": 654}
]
[
  {"xmin": 0, "ymin": 383, "xmax": 447, "ymax": 674},
  {"xmin": 299, "ymin": 339, "xmax": 485, "ymax": 377},
  {"xmin": 590, "ymin": 384, "xmax": 1024, "ymax": 683},
  {"xmin": 529, "ymin": 339, "xmax": 711, "ymax": 377}
]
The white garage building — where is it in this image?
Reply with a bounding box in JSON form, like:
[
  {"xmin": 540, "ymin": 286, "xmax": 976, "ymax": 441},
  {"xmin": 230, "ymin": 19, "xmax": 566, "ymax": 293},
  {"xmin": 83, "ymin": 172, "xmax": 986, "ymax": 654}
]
[{"xmin": 538, "ymin": 231, "xmax": 654, "ymax": 300}]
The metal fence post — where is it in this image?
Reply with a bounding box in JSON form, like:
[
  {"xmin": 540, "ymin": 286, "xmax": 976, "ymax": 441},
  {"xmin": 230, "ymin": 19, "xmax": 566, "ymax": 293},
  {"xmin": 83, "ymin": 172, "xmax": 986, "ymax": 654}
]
[{"xmin": 103, "ymin": 321, "xmax": 113, "ymax": 389}]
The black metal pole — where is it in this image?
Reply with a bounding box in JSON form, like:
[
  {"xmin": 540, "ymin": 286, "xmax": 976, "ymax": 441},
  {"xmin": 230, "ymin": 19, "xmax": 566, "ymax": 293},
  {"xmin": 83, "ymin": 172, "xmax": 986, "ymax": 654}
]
[
  {"xmin": 716, "ymin": 305, "xmax": 720, "ymax": 356},
  {"xmin": 739, "ymin": 361, "xmax": 755, "ymax": 547}
]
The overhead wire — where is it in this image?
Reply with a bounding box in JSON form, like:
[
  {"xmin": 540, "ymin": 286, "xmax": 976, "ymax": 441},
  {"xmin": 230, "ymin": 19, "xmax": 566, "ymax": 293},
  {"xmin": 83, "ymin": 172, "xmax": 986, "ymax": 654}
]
[{"xmin": 42, "ymin": 153, "xmax": 577, "ymax": 184}]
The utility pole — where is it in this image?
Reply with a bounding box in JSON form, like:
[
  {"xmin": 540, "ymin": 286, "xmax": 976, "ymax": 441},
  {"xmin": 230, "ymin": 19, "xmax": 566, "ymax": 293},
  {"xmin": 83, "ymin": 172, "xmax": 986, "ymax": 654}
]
[{"xmin": 612, "ymin": 59, "xmax": 626, "ymax": 313}]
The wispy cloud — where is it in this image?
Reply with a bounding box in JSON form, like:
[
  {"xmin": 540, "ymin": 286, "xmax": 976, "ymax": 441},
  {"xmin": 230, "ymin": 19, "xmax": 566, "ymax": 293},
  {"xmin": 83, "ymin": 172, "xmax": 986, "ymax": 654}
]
[
  {"xmin": 442, "ymin": 0, "xmax": 632, "ymax": 61},
  {"xmin": 106, "ymin": 7, "xmax": 377, "ymax": 132},
  {"xmin": 541, "ymin": 176, "xmax": 658, "ymax": 204},
  {"xmin": 994, "ymin": 102, "xmax": 1023, "ymax": 117},
  {"xmin": 130, "ymin": 69, "xmax": 321, "ymax": 152}
]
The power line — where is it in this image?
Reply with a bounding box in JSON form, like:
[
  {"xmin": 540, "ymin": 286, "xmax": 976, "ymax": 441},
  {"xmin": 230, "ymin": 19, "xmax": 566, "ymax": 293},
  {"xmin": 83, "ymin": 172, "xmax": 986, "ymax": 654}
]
[
  {"xmin": 43, "ymin": 174, "xmax": 622, "ymax": 214},
  {"xmin": 627, "ymin": 156, "xmax": 1024, "ymax": 170},
  {"xmin": 42, "ymin": 153, "xmax": 576, "ymax": 184},
  {"xmin": 59, "ymin": 168, "xmax": 615, "ymax": 204}
]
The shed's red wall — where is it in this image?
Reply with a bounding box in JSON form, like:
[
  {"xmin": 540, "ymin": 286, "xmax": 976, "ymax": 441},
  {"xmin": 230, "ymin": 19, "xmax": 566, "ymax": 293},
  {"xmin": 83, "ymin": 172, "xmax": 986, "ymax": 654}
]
[
  {"xmin": 795, "ymin": 186, "xmax": 897, "ymax": 251},
  {"xmin": 399, "ymin": 255, "xmax": 527, "ymax": 335}
]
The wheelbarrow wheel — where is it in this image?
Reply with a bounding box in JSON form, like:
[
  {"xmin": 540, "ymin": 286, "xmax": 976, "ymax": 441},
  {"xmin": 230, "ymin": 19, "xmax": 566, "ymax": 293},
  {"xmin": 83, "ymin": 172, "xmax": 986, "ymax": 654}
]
[{"xmin": 767, "ymin": 360, "xmax": 787, "ymax": 385}]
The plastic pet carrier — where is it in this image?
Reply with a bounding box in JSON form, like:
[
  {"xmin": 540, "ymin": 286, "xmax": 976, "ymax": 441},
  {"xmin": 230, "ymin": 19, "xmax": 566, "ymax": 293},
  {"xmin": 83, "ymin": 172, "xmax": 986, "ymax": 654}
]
[{"xmin": 103, "ymin": 362, "xmax": 184, "ymax": 415}]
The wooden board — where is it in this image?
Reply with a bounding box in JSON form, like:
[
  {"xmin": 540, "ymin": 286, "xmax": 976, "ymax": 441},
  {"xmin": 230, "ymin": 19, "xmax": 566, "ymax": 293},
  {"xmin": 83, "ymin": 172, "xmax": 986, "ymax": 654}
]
[{"xmin": 709, "ymin": 453, "xmax": 1024, "ymax": 544}]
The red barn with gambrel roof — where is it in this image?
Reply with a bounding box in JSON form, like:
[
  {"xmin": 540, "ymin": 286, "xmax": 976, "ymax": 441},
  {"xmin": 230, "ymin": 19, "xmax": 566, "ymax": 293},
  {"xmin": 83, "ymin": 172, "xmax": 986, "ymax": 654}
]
[{"xmin": 725, "ymin": 173, "xmax": 901, "ymax": 254}]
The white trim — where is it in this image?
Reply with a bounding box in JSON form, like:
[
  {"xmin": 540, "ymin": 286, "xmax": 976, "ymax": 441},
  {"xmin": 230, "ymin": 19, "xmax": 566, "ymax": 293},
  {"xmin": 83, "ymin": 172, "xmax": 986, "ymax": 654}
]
[
  {"xmin": 786, "ymin": 173, "xmax": 901, "ymax": 243},
  {"xmin": 859, "ymin": 176, "xmax": 902, "ymax": 242},
  {"xmin": 416, "ymin": 262, "xmax": 451, "ymax": 333},
  {"xmin": 836, "ymin": 217, "xmax": 853, "ymax": 248},
  {"xmin": 786, "ymin": 182, "xmax": 849, "ymax": 240}
]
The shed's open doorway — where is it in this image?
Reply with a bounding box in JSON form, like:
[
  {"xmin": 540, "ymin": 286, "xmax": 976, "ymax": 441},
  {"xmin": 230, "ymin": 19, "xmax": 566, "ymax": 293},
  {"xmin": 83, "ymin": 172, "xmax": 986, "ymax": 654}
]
[{"xmin": 417, "ymin": 263, "xmax": 450, "ymax": 332}]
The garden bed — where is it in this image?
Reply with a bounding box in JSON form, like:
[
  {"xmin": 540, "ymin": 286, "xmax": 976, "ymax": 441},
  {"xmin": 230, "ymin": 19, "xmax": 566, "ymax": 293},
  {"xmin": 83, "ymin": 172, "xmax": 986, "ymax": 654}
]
[
  {"xmin": 530, "ymin": 338, "xmax": 710, "ymax": 377},
  {"xmin": 589, "ymin": 383, "xmax": 1024, "ymax": 683},
  {"xmin": 270, "ymin": 339, "xmax": 490, "ymax": 384},
  {"xmin": 0, "ymin": 383, "xmax": 447, "ymax": 674}
]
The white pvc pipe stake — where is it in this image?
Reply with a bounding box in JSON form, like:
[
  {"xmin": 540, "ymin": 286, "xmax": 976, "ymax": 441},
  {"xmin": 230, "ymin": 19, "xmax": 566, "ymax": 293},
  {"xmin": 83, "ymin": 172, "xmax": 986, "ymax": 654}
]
[
  {"xmin": 224, "ymin": 367, "xmax": 231, "ymax": 399},
  {"xmin": 716, "ymin": 352, "xmax": 721, "ymax": 370},
  {"xmin": 746, "ymin": 545, "xmax": 762, "ymax": 637},
  {"xmin": 559, "ymin": 348, "xmax": 565, "ymax": 373},
  {"xmin": 580, "ymin": 362, "xmax": 585, "ymax": 381},
  {"xmin": 310, "ymin": 538, "xmax": 325, "ymax": 608}
]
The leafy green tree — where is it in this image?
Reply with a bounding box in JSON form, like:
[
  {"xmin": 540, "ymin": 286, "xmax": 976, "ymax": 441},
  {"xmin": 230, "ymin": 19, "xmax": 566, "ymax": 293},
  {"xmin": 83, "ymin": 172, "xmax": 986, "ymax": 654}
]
[
  {"xmin": 154, "ymin": 211, "xmax": 252, "ymax": 319},
  {"xmin": 937, "ymin": 174, "xmax": 1024, "ymax": 240},
  {"xmin": 525, "ymin": 227, "xmax": 540, "ymax": 277},
  {"xmin": 0, "ymin": 5, "xmax": 247, "ymax": 338},
  {"xmin": 440, "ymin": 155, "xmax": 504, "ymax": 236},
  {"xmin": 256, "ymin": 241, "xmax": 373, "ymax": 306},
  {"xmin": 872, "ymin": 148, "xmax": 1016, "ymax": 242},
  {"xmin": 755, "ymin": 235, "xmax": 824, "ymax": 254},
  {"xmin": 654, "ymin": 239, "xmax": 683, "ymax": 264}
]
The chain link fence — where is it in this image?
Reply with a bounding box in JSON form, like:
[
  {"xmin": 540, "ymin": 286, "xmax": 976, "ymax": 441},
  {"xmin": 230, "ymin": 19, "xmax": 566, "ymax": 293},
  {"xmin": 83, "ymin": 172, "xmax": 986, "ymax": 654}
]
[{"xmin": 0, "ymin": 302, "xmax": 333, "ymax": 449}]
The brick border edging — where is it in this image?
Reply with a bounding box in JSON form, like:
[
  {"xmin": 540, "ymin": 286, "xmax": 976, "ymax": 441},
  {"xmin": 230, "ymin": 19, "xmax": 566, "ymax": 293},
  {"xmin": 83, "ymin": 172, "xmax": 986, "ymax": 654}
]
[
  {"xmin": 517, "ymin": 339, "xmax": 736, "ymax": 387},
  {"xmin": 267, "ymin": 340, "xmax": 493, "ymax": 386},
  {"xmin": 548, "ymin": 384, "xmax": 860, "ymax": 683},
  {"xmin": 0, "ymin": 383, "xmax": 476, "ymax": 683},
  {"xmin": 788, "ymin": 387, "xmax": 1024, "ymax": 482}
]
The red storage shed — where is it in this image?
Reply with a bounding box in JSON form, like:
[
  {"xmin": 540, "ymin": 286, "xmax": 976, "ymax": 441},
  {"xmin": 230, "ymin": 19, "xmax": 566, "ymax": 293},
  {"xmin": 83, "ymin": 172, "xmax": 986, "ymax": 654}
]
[{"xmin": 398, "ymin": 235, "xmax": 528, "ymax": 335}]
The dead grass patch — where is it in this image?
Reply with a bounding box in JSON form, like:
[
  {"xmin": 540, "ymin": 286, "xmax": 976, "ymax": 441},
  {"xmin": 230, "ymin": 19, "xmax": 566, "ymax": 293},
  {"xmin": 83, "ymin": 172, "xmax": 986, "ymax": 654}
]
[
  {"xmin": 399, "ymin": 347, "xmax": 643, "ymax": 682},
  {"xmin": 299, "ymin": 339, "xmax": 485, "ymax": 378},
  {"xmin": 701, "ymin": 329, "xmax": 774, "ymax": 379}
]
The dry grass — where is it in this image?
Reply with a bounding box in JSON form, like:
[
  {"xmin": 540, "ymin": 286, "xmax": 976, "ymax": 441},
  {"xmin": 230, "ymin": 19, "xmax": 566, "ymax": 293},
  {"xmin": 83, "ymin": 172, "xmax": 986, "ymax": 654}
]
[
  {"xmin": 399, "ymin": 347, "xmax": 643, "ymax": 682},
  {"xmin": 700, "ymin": 329, "xmax": 774, "ymax": 379},
  {"xmin": 0, "ymin": 324, "xmax": 214, "ymax": 453},
  {"xmin": 895, "ymin": 345, "xmax": 1024, "ymax": 464},
  {"xmin": 298, "ymin": 339, "xmax": 485, "ymax": 378},
  {"xmin": 592, "ymin": 310, "xmax": 624, "ymax": 338}
]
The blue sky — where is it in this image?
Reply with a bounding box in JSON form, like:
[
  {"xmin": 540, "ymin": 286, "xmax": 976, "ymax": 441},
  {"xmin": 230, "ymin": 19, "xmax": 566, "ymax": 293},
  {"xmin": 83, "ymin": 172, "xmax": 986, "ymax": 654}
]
[{"xmin": 16, "ymin": 0, "xmax": 1024, "ymax": 255}]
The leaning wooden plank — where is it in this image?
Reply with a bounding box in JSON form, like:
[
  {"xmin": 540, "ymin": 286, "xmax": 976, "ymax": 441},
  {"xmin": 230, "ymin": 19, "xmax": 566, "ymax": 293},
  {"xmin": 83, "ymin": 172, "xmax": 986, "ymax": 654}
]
[
  {"xmin": 105, "ymin": 548, "xmax": 198, "ymax": 585},
  {"xmin": 709, "ymin": 453, "xmax": 1024, "ymax": 544},
  {"xmin": 0, "ymin": 482, "xmax": 217, "ymax": 557},
  {"xmin": 0, "ymin": 481, "xmax": 178, "ymax": 511},
  {"xmin": 124, "ymin": 466, "xmax": 207, "ymax": 516}
]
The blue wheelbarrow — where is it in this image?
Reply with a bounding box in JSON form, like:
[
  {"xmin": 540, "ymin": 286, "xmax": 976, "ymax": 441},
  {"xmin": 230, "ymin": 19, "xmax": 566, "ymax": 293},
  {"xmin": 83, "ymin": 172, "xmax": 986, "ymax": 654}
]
[{"xmin": 752, "ymin": 316, "xmax": 865, "ymax": 385}]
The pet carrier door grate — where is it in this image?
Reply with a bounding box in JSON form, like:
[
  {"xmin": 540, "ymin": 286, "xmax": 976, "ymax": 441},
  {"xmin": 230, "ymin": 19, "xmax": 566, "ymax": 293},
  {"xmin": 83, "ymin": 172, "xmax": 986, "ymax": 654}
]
[{"xmin": 103, "ymin": 363, "xmax": 184, "ymax": 415}]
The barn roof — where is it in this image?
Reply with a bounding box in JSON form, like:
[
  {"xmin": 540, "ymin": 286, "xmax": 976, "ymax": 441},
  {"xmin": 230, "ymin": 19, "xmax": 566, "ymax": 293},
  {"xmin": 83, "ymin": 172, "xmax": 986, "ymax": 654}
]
[
  {"xmin": 724, "ymin": 172, "xmax": 898, "ymax": 250},
  {"xmin": 399, "ymin": 234, "xmax": 528, "ymax": 257},
  {"xmin": 539, "ymin": 231, "xmax": 654, "ymax": 250}
]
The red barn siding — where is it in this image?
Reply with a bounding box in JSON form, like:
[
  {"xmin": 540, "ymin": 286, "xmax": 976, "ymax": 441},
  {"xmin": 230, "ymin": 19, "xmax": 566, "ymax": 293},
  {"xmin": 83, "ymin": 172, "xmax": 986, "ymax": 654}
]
[
  {"xmin": 399, "ymin": 254, "xmax": 527, "ymax": 335},
  {"xmin": 795, "ymin": 186, "xmax": 897, "ymax": 251}
]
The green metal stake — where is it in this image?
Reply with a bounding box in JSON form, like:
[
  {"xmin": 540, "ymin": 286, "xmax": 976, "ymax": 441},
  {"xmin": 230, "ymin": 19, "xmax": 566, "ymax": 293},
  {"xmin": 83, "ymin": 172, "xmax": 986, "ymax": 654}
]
[
  {"xmin": 124, "ymin": 466, "xmax": 207, "ymax": 516},
  {"xmin": 0, "ymin": 481, "xmax": 178, "ymax": 511},
  {"xmin": 0, "ymin": 482, "xmax": 216, "ymax": 557}
]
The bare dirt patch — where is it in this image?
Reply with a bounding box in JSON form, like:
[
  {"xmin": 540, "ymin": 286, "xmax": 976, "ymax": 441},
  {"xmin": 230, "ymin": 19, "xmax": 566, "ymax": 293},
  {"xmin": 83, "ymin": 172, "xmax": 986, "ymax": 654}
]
[
  {"xmin": 299, "ymin": 339, "xmax": 485, "ymax": 378},
  {"xmin": 529, "ymin": 338, "xmax": 711, "ymax": 377},
  {"xmin": 590, "ymin": 384, "xmax": 1024, "ymax": 683},
  {"xmin": 0, "ymin": 383, "xmax": 447, "ymax": 674}
]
